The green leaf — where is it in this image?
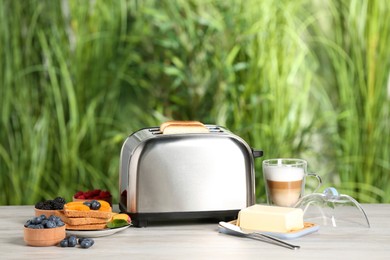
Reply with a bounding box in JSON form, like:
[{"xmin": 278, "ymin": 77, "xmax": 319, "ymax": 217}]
[{"xmin": 107, "ymin": 219, "xmax": 129, "ymax": 229}]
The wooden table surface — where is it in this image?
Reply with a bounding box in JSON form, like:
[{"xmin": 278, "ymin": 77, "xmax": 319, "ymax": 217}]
[{"xmin": 1, "ymin": 204, "xmax": 389, "ymax": 259}]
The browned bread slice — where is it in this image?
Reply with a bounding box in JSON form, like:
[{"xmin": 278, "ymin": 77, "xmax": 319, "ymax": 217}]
[
  {"xmin": 57, "ymin": 211, "xmax": 112, "ymax": 226},
  {"xmin": 63, "ymin": 210, "xmax": 112, "ymax": 219},
  {"xmin": 160, "ymin": 120, "xmax": 204, "ymax": 131},
  {"xmin": 66, "ymin": 223, "xmax": 107, "ymax": 230},
  {"xmin": 160, "ymin": 121, "xmax": 209, "ymax": 134},
  {"xmin": 63, "ymin": 201, "xmax": 112, "ymax": 219}
]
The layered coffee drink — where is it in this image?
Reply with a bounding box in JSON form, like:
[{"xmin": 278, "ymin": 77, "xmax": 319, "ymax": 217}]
[
  {"xmin": 266, "ymin": 179, "xmax": 303, "ymax": 207},
  {"xmin": 264, "ymin": 166, "xmax": 304, "ymax": 207}
]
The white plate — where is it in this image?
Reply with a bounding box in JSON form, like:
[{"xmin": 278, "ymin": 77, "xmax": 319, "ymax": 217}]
[
  {"xmin": 221, "ymin": 220, "xmax": 319, "ymax": 240},
  {"xmin": 66, "ymin": 225, "xmax": 130, "ymax": 238}
]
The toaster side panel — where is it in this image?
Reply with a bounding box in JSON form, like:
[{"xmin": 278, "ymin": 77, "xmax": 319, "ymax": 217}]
[
  {"xmin": 119, "ymin": 129, "xmax": 157, "ymax": 210},
  {"xmin": 129, "ymin": 135, "xmax": 255, "ymax": 213}
]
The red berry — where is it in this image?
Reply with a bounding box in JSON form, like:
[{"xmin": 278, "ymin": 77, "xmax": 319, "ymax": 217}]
[
  {"xmin": 99, "ymin": 191, "xmax": 111, "ymax": 198},
  {"xmin": 91, "ymin": 189, "xmax": 100, "ymax": 196},
  {"xmin": 85, "ymin": 191, "xmax": 94, "ymax": 198},
  {"xmin": 78, "ymin": 195, "xmax": 86, "ymax": 199},
  {"xmin": 74, "ymin": 191, "xmax": 84, "ymax": 198}
]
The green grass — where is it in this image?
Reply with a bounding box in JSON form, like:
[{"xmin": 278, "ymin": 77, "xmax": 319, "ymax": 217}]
[
  {"xmin": 309, "ymin": 0, "xmax": 390, "ymax": 202},
  {"xmin": 0, "ymin": 0, "xmax": 389, "ymax": 205}
]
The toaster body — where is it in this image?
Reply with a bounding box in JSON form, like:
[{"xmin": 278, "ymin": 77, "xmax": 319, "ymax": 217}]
[{"xmin": 119, "ymin": 125, "xmax": 262, "ymax": 227}]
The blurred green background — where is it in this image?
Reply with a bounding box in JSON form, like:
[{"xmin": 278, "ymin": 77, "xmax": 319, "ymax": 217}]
[{"xmin": 1, "ymin": 0, "xmax": 389, "ymax": 205}]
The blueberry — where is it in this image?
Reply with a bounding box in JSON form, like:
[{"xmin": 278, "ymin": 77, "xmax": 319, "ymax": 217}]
[
  {"xmin": 48, "ymin": 215, "xmax": 57, "ymax": 221},
  {"xmin": 78, "ymin": 237, "xmax": 86, "ymax": 244},
  {"xmin": 59, "ymin": 239, "xmax": 68, "ymax": 247},
  {"xmin": 78, "ymin": 237, "xmax": 94, "ymax": 245},
  {"xmin": 35, "ymin": 224, "xmax": 44, "ymax": 229},
  {"xmin": 45, "ymin": 220, "xmax": 57, "ymax": 228},
  {"xmin": 80, "ymin": 238, "xmax": 94, "ymax": 248},
  {"xmin": 83, "ymin": 201, "xmax": 92, "ymax": 207},
  {"xmin": 30, "ymin": 217, "xmax": 38, "ymax": 225},
  {"xmin": 24, "ymin": 220, "xmax": 32, "ymax": 227},
  {"xmin": 41, "ymin": 219, "xmax": 48, "ymax": 226},
  {"xmin": 56, "ymin": 220, "xmax": 65, "ymax": 227},
  {"xmin": 34, "ymin": 215, "xmax": 45, "ymax": 224},
  {"xmin": 90, "ymin": 200, "xmax": 101, "ymax": 210},
  {"xmin": 56, "ymin": 219, "xmax": 65, "ymax": 227},
  {"xmin": 27, "ymin": 224, "xmax": 36, "ymax": 229},
  {"xmin": 68, "ymin": 235, "xmax": 77, "ymax": 247}
]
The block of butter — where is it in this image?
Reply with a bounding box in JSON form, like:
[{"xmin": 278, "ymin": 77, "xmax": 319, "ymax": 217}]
[{"xmin": 236, "ymin": 204, "xmax": 304, "ymax": 233}]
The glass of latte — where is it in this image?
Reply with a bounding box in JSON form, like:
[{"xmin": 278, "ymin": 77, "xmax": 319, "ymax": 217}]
[{"xmin": 262, "ymin": 158, "xmax": 322, "ymax": 207}]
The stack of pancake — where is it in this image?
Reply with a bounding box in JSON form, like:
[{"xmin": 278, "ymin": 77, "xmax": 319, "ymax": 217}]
[{"xmin": 59, "ymin": 201, "xmax": 113, "ymax": 230}]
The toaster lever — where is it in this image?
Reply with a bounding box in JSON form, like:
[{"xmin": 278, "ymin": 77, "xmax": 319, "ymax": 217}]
[{"xmin": 252, "ymin": 149, "xmax": 263, "ymax": 158}]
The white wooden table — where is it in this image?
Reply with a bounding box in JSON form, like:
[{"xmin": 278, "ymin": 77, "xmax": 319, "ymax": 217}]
[{"xmin": 1, "ymin": 204, "xmax": 389, "ymax": 259}]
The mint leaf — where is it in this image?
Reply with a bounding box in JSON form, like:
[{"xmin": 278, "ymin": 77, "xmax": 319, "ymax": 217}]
[{"xmin": 107, "ymin": 219, "xmax": 129, "ymax": 229}]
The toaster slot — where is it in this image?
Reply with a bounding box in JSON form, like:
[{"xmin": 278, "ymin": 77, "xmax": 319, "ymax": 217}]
[
  {"xmin": 148, "ymin": 128, "xmax": 162, "ymax": 135},
  {"xmin": 205, "ymin": 125, "xmax": 223, "ymax": 133}
]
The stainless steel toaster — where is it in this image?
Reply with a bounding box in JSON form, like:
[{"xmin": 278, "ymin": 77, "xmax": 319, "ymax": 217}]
[{"xmin": 119, "ymin": 124, "xmax": 263, "ymax": 227}]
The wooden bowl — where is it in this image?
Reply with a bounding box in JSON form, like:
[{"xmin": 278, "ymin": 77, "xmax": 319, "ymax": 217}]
[
  {"xmin": 34, "ymin": 208, "xmax": 62, "ymax": 218},
  {"xmin": 24, "ymin": 225, "xmax": 66, "ymax": 247}
]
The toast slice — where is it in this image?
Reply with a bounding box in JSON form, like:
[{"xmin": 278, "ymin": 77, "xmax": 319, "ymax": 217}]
[
  {"xmin": 66, "ymin": 223, "xmax": 107, "ymax": 230},
  {"xmin": 160, "ymin": 121, "xmax": 209, "ymax": 134},
  {"xmin": 160, "ymin": 120, "xmax": 204, "ymax": 131},
  {"xmin": 57, "ymin": 211, "xmax": 113, "ymax": 226},
  {"xmin": 63, "ymin": 210, "xmax": 112, "ymax": 219},
  {"xmin": 63, "ymin": 201, "xmax": 112, "ymax": 219}
]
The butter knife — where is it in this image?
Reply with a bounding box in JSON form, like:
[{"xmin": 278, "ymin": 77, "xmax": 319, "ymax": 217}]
[{"xmin": 218, "ymin": 221, "xmax": 300, "ymax": 250}]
